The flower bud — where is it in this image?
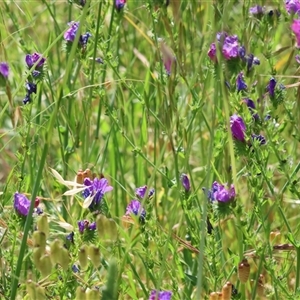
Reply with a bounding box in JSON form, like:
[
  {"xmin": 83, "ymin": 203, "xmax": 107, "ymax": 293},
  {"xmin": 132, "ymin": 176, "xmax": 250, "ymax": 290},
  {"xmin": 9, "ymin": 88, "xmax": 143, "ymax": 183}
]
[
  {"xmin": 86, "ymin": 288, "xmax": 100, "ymax": 300},
  {"xmin": 238, "ymin": 258, "xmax": 250, "ymax": 283},
  {"xmin": 37, "ymin": 215, "xmax": 49, "ymax": 238},
  {"xmin": 78, "ymin": 245, "xmax": 89, "ymax": 269},
  {"xmin": 39, "ymin": 254, "xmax": 53, "ymax": 278},
  {"xmin": 88, "ymin": 245, "xmax": 101, "ymax": 268},
  {"xmin": 96, "ymin": 215, "xmax": 118, "ymax": 241},
  {"xmin": 50, "ymin": 239, "xmax": 63, "ymax": 264},
  {"xmin": 76, "ymin": 287, "xmax": 86, "ymax": 300},
  {"xmin": 221, "ymin": 282, "xmax": 232, "ymax": 300},
  {"xmin": 33, "ymin": 247, "xmax": 44, "ymax": 269},
  {"xmin": 32, "ymin": 231, "xmax": 46, "ymax": 250},
  {"xmin": 57, "ymin": 247, "xmax": 70, "ymax": 271}
]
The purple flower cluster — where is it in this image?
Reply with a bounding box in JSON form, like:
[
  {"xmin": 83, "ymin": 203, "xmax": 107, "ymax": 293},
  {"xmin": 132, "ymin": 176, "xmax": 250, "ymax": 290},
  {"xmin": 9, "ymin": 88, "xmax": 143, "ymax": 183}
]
[
  {"xmin": 149, "ymin": 290, "xmax": 172, "ymax": 300},
  {"xmin": 208, "ymin": 32, "xmax": 260, "ymax": 70},
  {"xmin": 0, "ymin": 62, "xmax": 9, "ymax": 79},
  {"xmin": 64, "ymin": 21, "xmax": 92, "ymax": 48},
  {"xmin": 23, "ymin": 52, "xmax": 46, "ymax": 104},
  {"xmin": 83, "ymin": 177, "xmax": 113, "ymax": 210},
  {"xmin": 208, "ymin": 181, "xmax": 236, "ymax": 203},
  {"xmin": 78, "ymin": 220, "xmax": 96, "ymax": 234},
  {"xmin": 135, "ymin": 185, "xmax": 155, "ymax": 198}
]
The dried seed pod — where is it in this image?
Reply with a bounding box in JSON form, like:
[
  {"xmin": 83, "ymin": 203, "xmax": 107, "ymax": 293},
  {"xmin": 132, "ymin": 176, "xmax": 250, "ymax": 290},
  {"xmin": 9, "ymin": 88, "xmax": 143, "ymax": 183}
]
[
  {"xmin": 37, "ymin": 215, "xmax": 49, "ymax": 238},
  {"xmin": 39, "ymin": 254, "xmax": 53, "ymax": 278},
  {"xmin": 78, "ymin": 245, "xmax": 89, "ymax": 269},
  {"xmin": 32, "ymin": 231, "xmax": 46, "ymax": 250},
  {"xmin": 88, "ymin": 245, "xmax": 101, "ymax": 268},
  {"xmin": 50, "ymin": 239, "xmax": 62, "ymax": 265},
  {"xmin": 238, "ymin": 258, "xmax": 250, "ymax": 283},
  {"xmin": 222, "ymin": 281, "xmax": 232, "ymax": 300},
  {"xmin": 209, "ymin": 292, "xmax": 219, "ymax": 300},
  {"xmin": 257, "ymin": 274, "xmax": 265, "ymax": 297},
  {"xmin": 33, "ymin": 247, "xmax": 44, "ymax": 269},
  {"xmin": 26, "ymin": 280, "xmax": 46, "ymax": 300},
  {"xmin": 57, "ymin": 247, "xmax": 70, "ymax": 271},
  {"xmin": 96, "ymin": 215, "xmax": 118, "ymax": 241},
  {"xmin": 75, "ymin": 287, "xmax": 86, "ymax": 300},
  {"xmin": 86, "ymin": 288, "xmax": 100, "ymax": 300},
  {"xmin": 217, "ymin": 292, "xmax": 222, "ymax": 299}
]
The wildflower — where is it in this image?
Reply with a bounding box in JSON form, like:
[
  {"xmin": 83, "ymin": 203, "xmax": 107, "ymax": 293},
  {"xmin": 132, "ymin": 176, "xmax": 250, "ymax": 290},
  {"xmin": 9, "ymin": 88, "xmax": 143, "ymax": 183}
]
[
  {"xmin": 66, "ymin": 232, "xmax": 74, "ymax": 244},
  {"xmin": 291, "ymin": 19, "xmax": 300, "ymax": 48},
  {"xmin": 14, "ymin": 193, "xmax": 31, "ymax": 216},
  {"xmin": 249, "ymin": 5, "xmax": 265, "ymax": 15},
  {"xmin": 72, "ymin": 264, "xmax": 80, "ymax": 273},
  {"xmin": 115, "ymin": 0, "xmax": 126, "ymax": 11},
  {"xmin": 78, "ymin": 220, "xmax": 96, "ymax": 234},
  {"xmin": 246, "ymin": 54, "xmax": 260, "ymax": 72},
  {"xmin": 23, "ymin": 82, "xmax": 37, "ymax": 105},
  {"xmin": 126, "ymin": 200, "xmax": 146, "ymax": 221},
  {"xmin": 285, "ymin": 0, "xmax": 300, "ymax": 15},
  {"xmin": 267, "ymin": 78, "xmax": 276, "ymax": 97},
  {"xmin": 230, "ymin": 114, "xmax": 246, "ymax": 142},
  {"xmin": 244, "ymin": 98, "xmax": 259, "ymax": 120},
  {"xmin": 82, "ymin": 177, "xmax": 113, "ymax": 210},
  {"xmin": 236, "ymin": 72, "xmax": 247, "ymax": 92},
  {"xmin": 296, "ymin": 54, "xmax": 300, "ymax": 63},
  {"xmin": 149, "ymin": 290, "xmax": 172, "ymax": 300},
  {"xmin": 0, "ymin": 62, "xmax": 9, "ymax": 78},
  {"xmin": 136, "ymin": 186, "xmax": 147, "ymax": 198},
  {"xmin": 79, "ymin": 32, "xmax": 92, "ymax": 48},
  {"xmin": 222, "ymin": 35, "xmax": 239, "ymax": 59},
  {"xmin": 25, "ymin": 53, "xmax": 46, "ymax": 69},
  {"xmin": 251, "ymin": 134, "xmax": 266, "ymax": 145},
  {"xmin": 238, "ymin": 46, "xmax": 246, "ymax": 59},
  {"xmin": 208, "ymin": 43, "xmax": 216, "ymax": 61},
  {"xmin": 148, "ymin": 188, "xmax": 155, "ymax": 198},
  {"xmin": 160, "ymin": 41, "xmax": 176, "ymax": 75},
  {"xmin": 64, "ymin": 21, "xmax": 80, "ymax": 42},
  {"xmin": 180, "ymin": 174, "xmax": 190, "ymax": 192},
  {"xmin": 209, "ymin": 181, "xmax": 236, "ymax": 203}
]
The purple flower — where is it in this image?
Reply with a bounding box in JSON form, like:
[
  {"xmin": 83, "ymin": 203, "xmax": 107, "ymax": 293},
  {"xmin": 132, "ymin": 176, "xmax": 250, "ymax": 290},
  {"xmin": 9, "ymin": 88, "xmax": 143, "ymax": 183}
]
[
  {"xmin": 126, "ymin": 200, "xmax": 146, "ymax": 221},
  {"xmin": 83, "ymin": 177, "xmax": 113, "ymax": 209},
  {"xmin": 72, "ymin": 264, "xmax": 80, "ymax": 273},
  {"xmin": 286, "ymin": 0, "xmax": 300, "ymax": 15},
  {"xmin": 136, "ymin": 186, "xmax": 147, "ymax": 198},
  {"xmin": 78, "ymin": 220, "xmax": 96, "ymax": 234},
  {"xmin": 222, "ymin": 35, "xmax": 239, "ymax": 59},
  {"xmin": 249, "ymin": 5, "xmax": 265, "ymax": 15},
  {"xmin": 14, "ymin": 192, "xmax": 31, "ymax": 216},
  {"xmin": 230, "ymin": 114, "xmax": 246, "ymax": 142},
  {"xmin": 25, "ymin": 53, "xmax": 46, "ymax": 69},
  {"xmin": 244, "ymin": 98, "xmax": 259, "ymax": 120},
  {"xmin": 148, "ymin": 188, "xmax": 155, "ymax": 198},
  {"xmin": 115, "ymin": 0, "xmax": 126, "ymax": 10},
  {"xmin": 296, "ymin": 54, "xmax": 300, "ymax": 64},
  {"xmin": 180, "ymin": 174, "xmax": 190, "ymax": 192},
  {"xmin": 0, "ymin": 62, "xmax": 9, "ymax": 78},
  {"xmin": 23, "ymin": 94, "xmax": 31, "ymax": 105},
  {"xmin": 64, "ymin": 21, "xmax": 80, "ymax": 42},
  {"xmin": 66, "ymin": 232, "xmax": 74, "ymax": 243},
  {"xmin": 291, "ymin": 19, "xmax": 300, "ymax": 48},
  {"xmin": 160, "ymin": 41, "xmax": 176, "ymax": 75},
  {"xmin": 209, "ymin": 181, "xmax": 235, "ymax": 203},
  {"xmin": 246, "ymin": 54, "xmax": 260, "ymax": 72},
  {"xmin": 251, "ymin": 134, "xmax": 266, "ymax": 145},
  {"xmin": 267, "ymin": 78, "xmax": 276, "ymax": 98},
  {"xmin": 236, "ymin": 72, "xmax": 247, "ymax": 92},
  {"xmin": 149, "ymin": 290, "xmax": 172, "ymax": 300},
  {"xmin": 238, "ymin": 46, "xmax": 246, "ymax": 58},
  {"xmin": 25, "ymin": 82, "xmax": 37, "ymax": 94},
  {"xmin": 208, "ymin": 43, "xmax": 216, "ymax": 61},
  {"xmin": 79, "ymin": 32, "xmax": 92, "ymax": 47}
]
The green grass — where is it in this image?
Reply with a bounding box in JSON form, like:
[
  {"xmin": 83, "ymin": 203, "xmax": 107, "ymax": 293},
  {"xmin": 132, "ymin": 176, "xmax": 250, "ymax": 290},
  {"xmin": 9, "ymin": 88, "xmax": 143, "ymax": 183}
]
[{"xmin": 1, "ymin": 0, "xmax": 300, "ymax": 299}]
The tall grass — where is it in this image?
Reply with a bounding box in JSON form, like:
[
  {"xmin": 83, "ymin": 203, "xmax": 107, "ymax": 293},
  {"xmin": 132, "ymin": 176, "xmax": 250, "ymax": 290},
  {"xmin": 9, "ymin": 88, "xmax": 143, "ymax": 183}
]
[{"xmin": 1, "ymin": 0, "xmax": 300, "ymax": 299}]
